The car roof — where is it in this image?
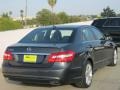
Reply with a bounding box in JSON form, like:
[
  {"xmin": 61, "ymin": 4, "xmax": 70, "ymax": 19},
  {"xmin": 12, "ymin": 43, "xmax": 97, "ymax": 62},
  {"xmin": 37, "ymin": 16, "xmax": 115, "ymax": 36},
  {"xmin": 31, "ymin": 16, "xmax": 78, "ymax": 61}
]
[
  {"xmin": 95, "ymin": 17, "xmax": 120, "ymax": 20},
  {"xmin": 105, "ymin": 17, "xmax": 120, "ymax": 19},
  {"xmin": 36, "ymin": 25, "xmax": 91, "ymax": 30}
]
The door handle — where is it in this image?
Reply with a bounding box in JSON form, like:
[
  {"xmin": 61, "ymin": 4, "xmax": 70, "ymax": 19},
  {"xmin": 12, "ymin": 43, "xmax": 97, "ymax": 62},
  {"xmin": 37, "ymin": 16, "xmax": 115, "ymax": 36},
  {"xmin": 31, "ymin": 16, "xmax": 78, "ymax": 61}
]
[
  {"xmin": 87, "ymin": 45, "xmax": 93, "ymax": 48},
  {"xmin": 109, "ymin": 43, "xmax": 113, "ymax": 46},
  {"xmin": 87, "ymin": 45, "xmax": 94, "ymax": 52}
]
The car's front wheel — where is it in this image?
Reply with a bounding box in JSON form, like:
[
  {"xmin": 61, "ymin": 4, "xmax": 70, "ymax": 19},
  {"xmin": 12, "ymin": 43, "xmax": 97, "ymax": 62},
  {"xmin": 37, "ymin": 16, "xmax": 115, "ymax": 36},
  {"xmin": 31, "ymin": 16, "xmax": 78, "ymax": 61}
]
[{"xmin": 75, "ymin": 61, "xmax": 93, "ymax": 88}]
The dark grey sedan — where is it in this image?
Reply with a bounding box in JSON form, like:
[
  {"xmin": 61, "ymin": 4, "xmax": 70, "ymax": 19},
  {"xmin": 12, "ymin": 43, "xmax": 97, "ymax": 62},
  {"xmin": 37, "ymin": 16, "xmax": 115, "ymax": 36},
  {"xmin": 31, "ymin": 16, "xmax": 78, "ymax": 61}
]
[{"xmin": 2, "ymin": 25, "xmax": 118, "ymax": 88}]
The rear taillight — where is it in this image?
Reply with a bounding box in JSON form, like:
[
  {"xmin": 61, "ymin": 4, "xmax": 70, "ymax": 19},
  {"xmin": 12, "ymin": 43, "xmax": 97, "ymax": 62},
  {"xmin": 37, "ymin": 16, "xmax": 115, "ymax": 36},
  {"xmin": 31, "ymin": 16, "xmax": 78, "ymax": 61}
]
[
  {"xmin": 48, "ymin": 50, "xmax": 75, "ymax": 63},
  {"xmin": 3, "ymin": 51, "xmax": 13, "ymax": 61}
]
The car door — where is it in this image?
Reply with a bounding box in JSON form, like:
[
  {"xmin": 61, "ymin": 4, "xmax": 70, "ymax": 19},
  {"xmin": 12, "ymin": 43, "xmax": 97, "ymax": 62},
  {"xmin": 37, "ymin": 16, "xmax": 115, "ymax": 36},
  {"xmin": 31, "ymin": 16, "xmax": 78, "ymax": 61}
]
[
  {"xmin": 81, "ymin": 27, "xmax": 105, "ymax": 69},
  {"xmin": 91, "ymin": 26, "xmax": 114, "ymax": 66}
]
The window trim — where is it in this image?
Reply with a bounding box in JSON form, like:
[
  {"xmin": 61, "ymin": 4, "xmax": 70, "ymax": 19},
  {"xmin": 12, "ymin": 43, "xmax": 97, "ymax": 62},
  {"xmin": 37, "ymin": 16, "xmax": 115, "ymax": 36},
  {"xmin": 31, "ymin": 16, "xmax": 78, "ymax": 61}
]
[{"xmin": 103, "ymin": 19, "xmax": 120, "ymax": 27}]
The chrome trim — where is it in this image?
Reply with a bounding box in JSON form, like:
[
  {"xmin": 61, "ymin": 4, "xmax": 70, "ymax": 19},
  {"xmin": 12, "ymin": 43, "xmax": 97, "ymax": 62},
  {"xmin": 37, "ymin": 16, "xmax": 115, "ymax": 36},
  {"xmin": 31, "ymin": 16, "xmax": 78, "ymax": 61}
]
[
  {"xmin": 13, "ymin": 52, "xmax": 50, "ymax": 55},
  {"xmin": 6, "ymin": 74, "xmax": 60, "ymax": 80}
]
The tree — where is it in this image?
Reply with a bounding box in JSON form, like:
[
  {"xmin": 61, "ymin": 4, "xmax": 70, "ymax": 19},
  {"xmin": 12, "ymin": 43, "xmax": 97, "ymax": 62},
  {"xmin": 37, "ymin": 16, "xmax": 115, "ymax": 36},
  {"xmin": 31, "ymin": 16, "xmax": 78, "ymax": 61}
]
[
  {"xmin": 36, "ymin": 9, "xmax": 53, "ymax": 25},
  {"xmin": 9, "ymin": 11, "xmax": 12, "ymax": 18},
  {"xmin": 68, "ymin": 16, "xmax": 81, "ymax": 23},
  {"xmin": 101, "ymin": 6, "xmax": 116, "ymax": 17},
  {"xmin": 117, "ymin": 13, "xmax": 120, "ymax": 17},
  {"xmin": 20, "ymin": 10, "xmax": 24, "ymax": 25},
  {"xmin": 48, "ymin": 0, "xmax": 57, "ymax": 10},
  {"xmin": 2, "ymin": 13, "xmax": 9, "ymax": 18},
  {"xmin": 57, "ymin": 12, "xmax": 69, "ymax": 24},
  {"xmin": 27, "ymin": 18, "xmax": 37, "ymax": 26},
  {"xmin": 0, "ymin": 17, "xmax": 23, "ymax": 31}
]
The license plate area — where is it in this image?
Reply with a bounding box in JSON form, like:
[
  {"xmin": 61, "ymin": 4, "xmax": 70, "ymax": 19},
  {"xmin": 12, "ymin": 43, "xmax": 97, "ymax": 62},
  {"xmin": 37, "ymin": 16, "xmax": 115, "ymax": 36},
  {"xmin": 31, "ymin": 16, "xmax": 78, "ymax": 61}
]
[{"xmin": 23, "ymin": 55, "xmax": 37, "ymax": 63}]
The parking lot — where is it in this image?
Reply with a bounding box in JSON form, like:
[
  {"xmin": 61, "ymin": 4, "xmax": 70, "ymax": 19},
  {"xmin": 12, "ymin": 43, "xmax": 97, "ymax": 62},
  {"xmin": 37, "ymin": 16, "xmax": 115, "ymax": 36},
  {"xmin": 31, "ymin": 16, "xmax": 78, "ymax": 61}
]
[{"xmin": 0, "ymin": 49, "xmax": 120, "ymax": 90}]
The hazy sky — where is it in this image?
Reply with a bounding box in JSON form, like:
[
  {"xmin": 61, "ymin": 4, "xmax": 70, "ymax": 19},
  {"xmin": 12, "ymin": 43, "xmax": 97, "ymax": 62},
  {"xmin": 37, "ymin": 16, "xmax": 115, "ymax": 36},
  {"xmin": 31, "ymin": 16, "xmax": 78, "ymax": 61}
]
[{"xmin": 0, "ymin": 0, "xmax": 120, "ymax": 17}]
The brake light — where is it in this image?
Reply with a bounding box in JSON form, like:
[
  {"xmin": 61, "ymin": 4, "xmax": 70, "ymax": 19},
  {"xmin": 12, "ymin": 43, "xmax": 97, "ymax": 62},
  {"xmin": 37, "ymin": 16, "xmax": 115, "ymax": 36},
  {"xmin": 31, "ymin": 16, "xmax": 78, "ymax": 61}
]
[
  {"xmin": 3, "ymin": 51, "xmax": 13, "ymax": 60},
  {"xmin": 48, "ymin": 50, "xmax": 75, "ymax": 63}
]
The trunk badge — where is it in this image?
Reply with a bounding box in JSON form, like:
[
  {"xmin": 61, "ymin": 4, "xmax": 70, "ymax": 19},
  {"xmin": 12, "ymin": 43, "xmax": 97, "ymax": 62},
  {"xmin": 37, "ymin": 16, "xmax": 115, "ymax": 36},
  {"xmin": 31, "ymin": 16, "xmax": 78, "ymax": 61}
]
[{"xmin": 27, "ymin": 47, "xmax": 32, "ymax": 52}]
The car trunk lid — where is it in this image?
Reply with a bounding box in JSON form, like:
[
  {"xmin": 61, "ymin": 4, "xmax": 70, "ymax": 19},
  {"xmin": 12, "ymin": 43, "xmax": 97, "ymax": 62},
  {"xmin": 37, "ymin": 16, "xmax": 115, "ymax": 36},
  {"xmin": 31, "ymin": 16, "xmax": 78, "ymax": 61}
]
[{"xmin": 6, "ymin": 43, "xmax": 70, "ymax": 68}]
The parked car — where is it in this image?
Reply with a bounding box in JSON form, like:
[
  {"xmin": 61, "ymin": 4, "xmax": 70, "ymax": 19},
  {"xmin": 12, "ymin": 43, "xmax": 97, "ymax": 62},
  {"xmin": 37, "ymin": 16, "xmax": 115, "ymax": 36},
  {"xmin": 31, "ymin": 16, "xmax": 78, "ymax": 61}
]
[
  {"xmin": 2, "ymin": 25, "xmax": 117, "ymax": 88},
  {"xmin": 92, "ymin": 17, "xmax": 120, "ymax": 46}
]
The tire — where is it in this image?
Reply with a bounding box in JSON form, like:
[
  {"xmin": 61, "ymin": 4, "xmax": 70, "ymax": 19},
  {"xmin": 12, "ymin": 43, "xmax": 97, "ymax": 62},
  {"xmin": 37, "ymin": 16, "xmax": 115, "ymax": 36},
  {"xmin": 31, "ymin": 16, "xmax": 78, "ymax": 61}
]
[
  {"xmin": 109, "ymin": 50, "xmax": 118, "ymax": 66},
  {"xmin": 74, "ymin": 61, "xmax": 93, "ymax": 88}
]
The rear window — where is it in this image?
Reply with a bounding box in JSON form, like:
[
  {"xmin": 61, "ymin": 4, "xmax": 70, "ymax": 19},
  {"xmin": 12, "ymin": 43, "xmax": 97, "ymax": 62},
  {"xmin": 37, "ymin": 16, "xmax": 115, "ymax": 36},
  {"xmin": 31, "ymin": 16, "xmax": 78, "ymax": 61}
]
[
  {"xmin": 92, "ymin": 19, "xmax": 106, "ymax": 27},
  {"xmin": 19, "ymin": 28, "xmax": 76, "ymax": 43},
  {"xmin": 103, "ymin": 18, "xmax": 120, "ymax": 27}
]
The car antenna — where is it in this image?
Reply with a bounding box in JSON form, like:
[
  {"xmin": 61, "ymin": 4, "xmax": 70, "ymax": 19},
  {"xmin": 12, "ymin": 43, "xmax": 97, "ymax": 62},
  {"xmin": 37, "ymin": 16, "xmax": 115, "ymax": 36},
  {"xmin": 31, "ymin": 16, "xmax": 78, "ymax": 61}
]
[{"xmin": 53, "ymin": 25, "xmax": 56, "ymax": 29}]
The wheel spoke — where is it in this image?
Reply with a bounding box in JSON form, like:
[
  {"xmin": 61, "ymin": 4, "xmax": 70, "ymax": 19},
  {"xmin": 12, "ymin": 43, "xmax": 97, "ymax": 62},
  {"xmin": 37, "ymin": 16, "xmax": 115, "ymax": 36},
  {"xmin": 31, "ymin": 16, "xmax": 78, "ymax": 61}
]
[
  {"xmin": 85, "ymin": 64, "xmax": 92, "ymax": 85},
  {"xmin": 114, "ymin": 50, "xmax": 117, "ymax": 64}
]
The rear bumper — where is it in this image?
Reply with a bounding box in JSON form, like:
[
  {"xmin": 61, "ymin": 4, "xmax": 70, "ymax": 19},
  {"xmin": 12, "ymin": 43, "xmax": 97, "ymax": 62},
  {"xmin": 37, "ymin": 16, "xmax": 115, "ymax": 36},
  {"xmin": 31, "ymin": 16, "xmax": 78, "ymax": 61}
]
[
  {"xmin": 3, "ymin": 67, "xmax": 66, "ymax": 85},
  {"xmin": 2, "ymin": 65, "xmax": 83, "ymax": 85}
]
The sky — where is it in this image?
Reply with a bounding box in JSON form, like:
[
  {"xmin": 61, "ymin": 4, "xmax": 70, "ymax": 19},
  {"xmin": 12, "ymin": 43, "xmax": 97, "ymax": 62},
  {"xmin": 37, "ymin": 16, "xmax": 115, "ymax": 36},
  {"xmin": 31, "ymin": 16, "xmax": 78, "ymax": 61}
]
[{"xmin": 0, "ymin": 0, "xmax": 120, "ymax": 17}]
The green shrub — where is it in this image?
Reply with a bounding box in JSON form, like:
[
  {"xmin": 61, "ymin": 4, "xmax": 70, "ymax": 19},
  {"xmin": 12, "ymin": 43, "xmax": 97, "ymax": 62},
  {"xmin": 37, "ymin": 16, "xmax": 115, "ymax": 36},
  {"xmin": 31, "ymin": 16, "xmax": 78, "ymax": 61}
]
[{"xmin": 0, "ymin": 17, "xmax": 23, "ymax": 31}]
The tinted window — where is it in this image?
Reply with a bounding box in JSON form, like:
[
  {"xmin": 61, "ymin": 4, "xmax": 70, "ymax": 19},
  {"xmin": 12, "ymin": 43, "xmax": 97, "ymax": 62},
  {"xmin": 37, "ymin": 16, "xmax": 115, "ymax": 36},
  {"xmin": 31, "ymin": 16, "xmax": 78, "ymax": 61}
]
[
  {"xmin": 90, "ymin": 27, "xmax": 105, "ymax": 40},
  {"xmin": 92, "ymin": 19, "xmax": 106, "ymax": 27},
  {"xmin": 81, "ymin": 28, "xmax": 96, "ymax": 41},
  {"xmin": 104, "ymin": 19, "xmax": 120, "ymax": 27},
  {"xmin": 19, "ymin": 28, "xmax": 75, "ymax": 43}
]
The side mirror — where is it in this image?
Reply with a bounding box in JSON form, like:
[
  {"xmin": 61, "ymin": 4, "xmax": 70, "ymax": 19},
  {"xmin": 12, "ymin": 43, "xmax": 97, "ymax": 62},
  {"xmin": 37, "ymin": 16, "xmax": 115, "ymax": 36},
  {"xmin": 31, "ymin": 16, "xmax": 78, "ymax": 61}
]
[{"xmin": 105, "ymin": 34, "xmax": 112, "ymax": 41}]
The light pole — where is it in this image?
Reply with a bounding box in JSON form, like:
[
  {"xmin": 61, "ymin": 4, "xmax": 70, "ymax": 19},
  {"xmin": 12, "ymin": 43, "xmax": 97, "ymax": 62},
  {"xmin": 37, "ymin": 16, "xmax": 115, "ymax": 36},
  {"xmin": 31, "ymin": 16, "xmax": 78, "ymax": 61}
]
[
  {"xmin": 25, "ymin": 0, "xmax": 27, "ymax": 27},
  {"xmin": 48, "ymin": 0, "xmax": 57, "ymax": 25}
]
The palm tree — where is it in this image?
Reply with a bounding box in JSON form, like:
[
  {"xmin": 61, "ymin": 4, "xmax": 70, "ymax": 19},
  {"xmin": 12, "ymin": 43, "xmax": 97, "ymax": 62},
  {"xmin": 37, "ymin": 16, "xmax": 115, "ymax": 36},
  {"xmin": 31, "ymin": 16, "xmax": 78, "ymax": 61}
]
[
  {"xmin": 9, "ymin": 11, "xmax": 12, "ymax": 18},
  {"xmin": 48, "ymin": 0, "xmax": 57, "ymax": 11},
  {"xmin": 48, "ymin": 0, "xmax": 57, "ymax": 25},
  {"xmin": 20, "ymin": 10, "xmax": 24, "ymax": 25}
]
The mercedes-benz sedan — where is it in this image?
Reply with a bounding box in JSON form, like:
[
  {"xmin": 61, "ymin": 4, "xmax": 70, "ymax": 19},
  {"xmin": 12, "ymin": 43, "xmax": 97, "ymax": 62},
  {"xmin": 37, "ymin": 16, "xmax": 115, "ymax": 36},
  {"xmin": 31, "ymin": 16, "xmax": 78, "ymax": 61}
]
[{"xmin": 2, "ymin": 25, "xmax": 118, "ymax": 88}]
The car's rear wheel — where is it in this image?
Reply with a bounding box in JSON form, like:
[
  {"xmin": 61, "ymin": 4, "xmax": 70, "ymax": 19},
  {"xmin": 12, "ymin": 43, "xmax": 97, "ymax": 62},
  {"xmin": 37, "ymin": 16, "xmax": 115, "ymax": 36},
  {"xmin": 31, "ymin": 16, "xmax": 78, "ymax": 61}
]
[
  {"xmin": 109, "ymin": 50, "xmax": 118, "ymax": 66},
  {"xmin": 75, "ymin": 61, "xmax": 93, "ymax": 88}
]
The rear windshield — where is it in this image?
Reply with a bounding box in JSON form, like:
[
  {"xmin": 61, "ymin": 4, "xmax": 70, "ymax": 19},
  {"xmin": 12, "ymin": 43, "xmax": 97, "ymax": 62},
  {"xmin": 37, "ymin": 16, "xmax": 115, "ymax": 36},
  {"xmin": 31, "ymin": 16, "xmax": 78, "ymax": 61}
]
[{"xmin": 19, "ymin": 28, "xmax": 76, "ymax": 43}]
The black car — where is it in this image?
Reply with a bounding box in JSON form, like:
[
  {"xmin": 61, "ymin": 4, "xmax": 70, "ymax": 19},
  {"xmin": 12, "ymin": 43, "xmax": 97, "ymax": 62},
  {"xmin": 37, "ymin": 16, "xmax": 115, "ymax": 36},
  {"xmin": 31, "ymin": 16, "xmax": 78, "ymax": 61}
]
[
  {"xmin": 2, "ymin": 25, "xmax": 117, "ymax": 88},
  {"xmin": 92, "ymin": 17, "xmax": 120, "ymax": 46}
]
